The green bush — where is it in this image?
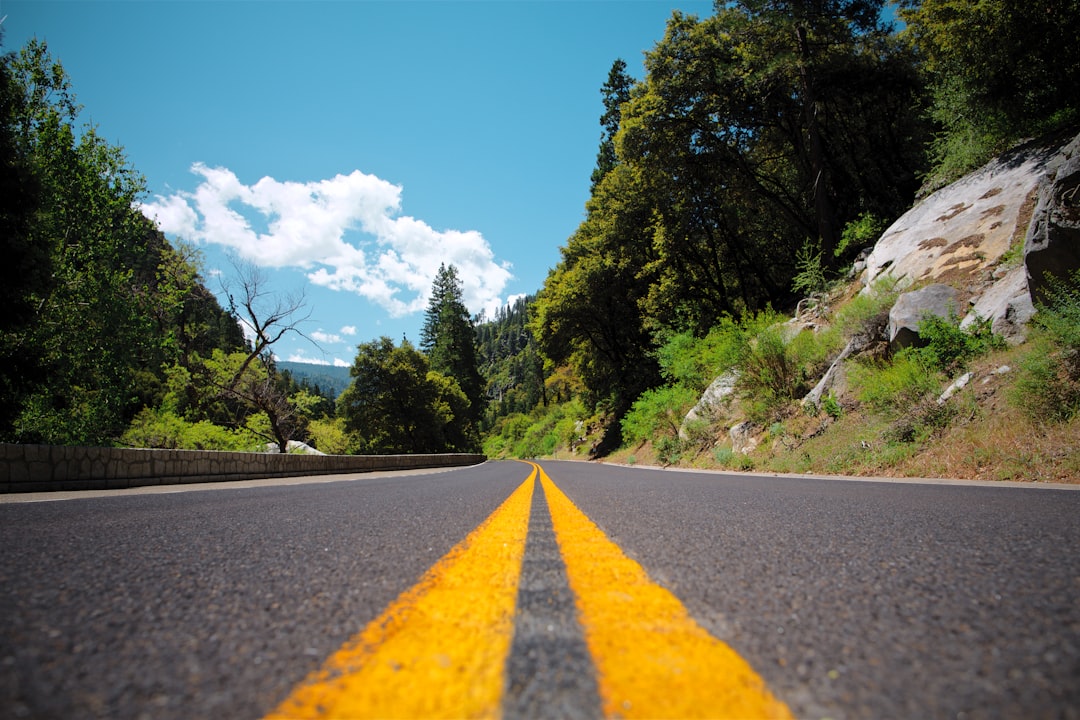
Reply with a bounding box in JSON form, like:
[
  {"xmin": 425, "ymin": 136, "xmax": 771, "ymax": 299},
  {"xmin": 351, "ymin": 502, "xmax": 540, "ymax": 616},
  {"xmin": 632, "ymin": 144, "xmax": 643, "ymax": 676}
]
[
  {"xmin": 792, "ymin": 241, "xmax": 827, "ymax": 297},
  {"xmin": 910, "ymin": 313, "xmax": 1003, "ymax": 374},
  {"xmin": 1010, "ymin": 271, "xmax": 1080, "ymax": 422},
  {"xmin": 654, "ymin": 318, "xmax": 746, "ymax": 393},
  {"xmin": 621, "ymin": 385, "xmax": 699, "ymax": 447},
  {"xmin": 834, "ymin": 275, "xmax": 898, "ymax": 340},
  {"xmin": 849, "ymin": 354, "xmax": 939, "ymax": 413},
  {"xmin": 837, "ymin": 213, "xmax": 888, "ymax": 258},
  {"xmin": 120, "ymin": 407, "xmax": 257, "ymax": 451}
]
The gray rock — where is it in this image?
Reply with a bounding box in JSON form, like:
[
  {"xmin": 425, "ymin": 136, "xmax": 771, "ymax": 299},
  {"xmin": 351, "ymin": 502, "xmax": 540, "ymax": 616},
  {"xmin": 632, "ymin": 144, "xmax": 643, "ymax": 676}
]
[
  {"xmin": 1025, "ymin": 135, "xmax": 1080, "ymax": 304},
  {"xmin": 961, "ymin": 264, "xmax": 1035, "ymax": 344},
  {"xmin": 938, "ymin": 372, "xmax": 973, "ymax": 405},
  {"xmin": 888, "ymin": 284, "xmax": 960, "ymax": 350},
  {"xmin": 729, "ymin": 421, "xmax": 761, "ymax": 455},
  {"xmin": 680, "ymin": 373, "xmax": 737, "ymax": 440}
]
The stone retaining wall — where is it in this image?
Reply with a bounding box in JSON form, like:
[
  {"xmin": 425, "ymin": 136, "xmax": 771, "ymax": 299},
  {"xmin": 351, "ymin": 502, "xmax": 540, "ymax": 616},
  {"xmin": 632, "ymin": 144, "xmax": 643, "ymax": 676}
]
[{"xmin": 0, "ymin": 444, "xmax": 485, "ymax": 493}]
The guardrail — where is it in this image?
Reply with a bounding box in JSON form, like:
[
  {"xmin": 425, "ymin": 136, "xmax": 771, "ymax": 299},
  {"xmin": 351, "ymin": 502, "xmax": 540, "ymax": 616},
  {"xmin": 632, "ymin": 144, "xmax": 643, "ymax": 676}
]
[{"xmin": 0, "ymin": 443, "xmax": 486, "ymax": 493}]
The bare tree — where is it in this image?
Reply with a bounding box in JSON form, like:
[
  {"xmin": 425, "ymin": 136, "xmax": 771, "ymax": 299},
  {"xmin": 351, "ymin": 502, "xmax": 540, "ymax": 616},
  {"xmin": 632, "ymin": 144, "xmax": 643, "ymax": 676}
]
[{"xmin": 218, "ymin": 259, "xmax": 314, "ymax": 453}]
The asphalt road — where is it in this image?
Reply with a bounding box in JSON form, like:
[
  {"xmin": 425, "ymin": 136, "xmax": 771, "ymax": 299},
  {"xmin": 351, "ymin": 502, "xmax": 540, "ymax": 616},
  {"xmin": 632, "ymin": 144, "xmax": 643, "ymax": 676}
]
[{"xmin": 2, "ymin": 460, "xmax": 1078, "ymax": 719}]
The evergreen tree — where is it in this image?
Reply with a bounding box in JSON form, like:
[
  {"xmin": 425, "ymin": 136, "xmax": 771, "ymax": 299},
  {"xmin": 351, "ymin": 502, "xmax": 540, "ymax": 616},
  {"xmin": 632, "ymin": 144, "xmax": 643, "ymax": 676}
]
[
  {"xmin": 590, "ymin": 58, "xmax": 635, "ymax": 191},
  {"xmin": 420, "ymin": 264, "xmax": 486, "ymax": 424}
]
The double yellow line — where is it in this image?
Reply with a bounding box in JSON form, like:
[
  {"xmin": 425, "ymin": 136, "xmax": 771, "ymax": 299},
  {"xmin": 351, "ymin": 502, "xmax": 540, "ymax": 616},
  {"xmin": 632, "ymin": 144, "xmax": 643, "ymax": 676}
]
[{"xmin": 266, "ymin": 463, "xmax": 791, "ymax": 719}]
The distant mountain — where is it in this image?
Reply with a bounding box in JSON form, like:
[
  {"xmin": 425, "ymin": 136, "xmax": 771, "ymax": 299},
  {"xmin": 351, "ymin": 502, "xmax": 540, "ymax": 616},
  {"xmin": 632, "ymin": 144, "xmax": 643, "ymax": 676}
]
[{"xmin": 277, "ymin": 361, "xmax": 352, "ymax": 399}]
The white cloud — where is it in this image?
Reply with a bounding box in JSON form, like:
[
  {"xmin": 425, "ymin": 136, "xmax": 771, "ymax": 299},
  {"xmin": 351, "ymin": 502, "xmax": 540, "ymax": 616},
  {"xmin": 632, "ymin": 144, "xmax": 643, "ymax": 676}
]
[
  {"xmin": 332, "ymin": 357, "xmax": 351, "ymax": 368},
  {"xmin": 340, "ymin": 325, "xmax": 357, "ymax": 336},
  {"xmin": 141, "ymin": 163, "xmax": 513, "ymax": 317},
  {"xmin": 311, "ymin": 330, "xmax": 343, "ymax": 345},
  {"xmin": 286, "ymin": 351, "xmax": 331, "ymax": 366}
]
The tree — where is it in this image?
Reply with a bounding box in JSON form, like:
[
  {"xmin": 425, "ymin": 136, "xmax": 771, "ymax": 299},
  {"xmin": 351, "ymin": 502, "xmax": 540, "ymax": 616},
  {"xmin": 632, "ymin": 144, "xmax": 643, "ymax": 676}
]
[
  {"xmin": 338, "ymin": 337, "xmax": 477, "ymax": 454},
  {"xmin": 215, "ymin": 260, "xmax": 312, "ymax": 452},
  {"xmin": 613, "ymin": 4, "xmax": 925, "ymax": 325},
  {"xmin": 4, "ymin": 40, "xmax": 164, "ymax": 444},
  {"xmin": 420, "ymin": 264, "xmax": 485, "ymax": 424},
  {"xmin": 591, "ymin": 58, "xmax": 635, "ymax": 190},
  {"xmin": 0, "ymin": 41, "xmax": 47, "ymax": 435},
  {"xmin": 532, "ymin": 164, "xmax": 661, "ymax": 425},
  {"xmin": 900, "ymin": 0, "xmax": 1080, "ymax": 180}
]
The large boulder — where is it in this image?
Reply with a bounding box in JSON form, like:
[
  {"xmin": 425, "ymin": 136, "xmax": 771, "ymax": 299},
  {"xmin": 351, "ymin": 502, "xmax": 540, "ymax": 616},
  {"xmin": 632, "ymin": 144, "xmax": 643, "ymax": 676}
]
[
  {"xmin": 1025, "ymin": 134, "xmax": 1080, "ymax": 304},
  {"xmin": 888, "ymin": 284, "xmax": 960, "ymax": 350},
  {"xmin": 680, "ymin": 372, "xmax": 737, "ymax": 440},
  {"xmin": 863, "ymin": 141, "xmax": 1059, "ymax": 290}
]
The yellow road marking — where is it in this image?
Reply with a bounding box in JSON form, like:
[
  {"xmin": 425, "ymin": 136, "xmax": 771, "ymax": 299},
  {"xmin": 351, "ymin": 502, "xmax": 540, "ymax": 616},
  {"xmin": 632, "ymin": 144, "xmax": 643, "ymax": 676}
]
[
  {"xmin": 265, "ymin": 468, "xmax": 536, "ymax": 720},
  {"xmin": 536, "ymin": 463, "xmax": 793, "ymax": 719}
]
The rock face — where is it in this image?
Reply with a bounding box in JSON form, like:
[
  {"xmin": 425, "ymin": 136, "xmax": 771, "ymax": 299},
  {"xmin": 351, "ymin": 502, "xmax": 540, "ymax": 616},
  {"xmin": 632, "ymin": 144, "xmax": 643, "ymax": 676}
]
[
  {"xmin": 1025, "ymin": 133, "xmax": 1080, "ymax": 304},
  {"xmin": 888, "ymin": 284, "xmax": 960, "ymax": 350},
  {"xmin": 863, "ymin": 131, "xmax": 1080, "ymax": 344}
]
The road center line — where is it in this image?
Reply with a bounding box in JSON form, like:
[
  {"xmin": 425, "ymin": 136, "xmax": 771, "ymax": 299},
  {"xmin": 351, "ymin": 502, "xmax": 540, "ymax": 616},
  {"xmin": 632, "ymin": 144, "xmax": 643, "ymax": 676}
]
[
  {"xmin": 264, "ymin": 469, "xmax": 536, "ymax": 720},
  {"xmin": 503, "ymin": 464, "xmax": 602, "ymax": 719},
  {"xmin": 536, "ymin": 463, "xmax": 794, "ymax": 719}
]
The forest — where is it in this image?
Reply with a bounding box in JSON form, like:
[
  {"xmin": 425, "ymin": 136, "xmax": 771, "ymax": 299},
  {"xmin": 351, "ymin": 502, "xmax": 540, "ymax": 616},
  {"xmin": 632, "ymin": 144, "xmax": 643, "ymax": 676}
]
[{"xmin": 2, "ymin": 0, "xmax": 1078, "ymax": 464}]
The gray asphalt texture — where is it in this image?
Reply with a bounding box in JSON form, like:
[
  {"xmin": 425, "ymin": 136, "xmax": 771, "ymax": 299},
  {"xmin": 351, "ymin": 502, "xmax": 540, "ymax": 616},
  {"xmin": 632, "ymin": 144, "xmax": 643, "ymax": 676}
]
[
  {"xmin": 2, "ymin": 459, "xmax": 1078, "ymax": 719},
  {"xmin": 541, "ymin": 460, "xmax": 1080, "ymax": 720},
  {"xmin": 0, "ymin": 463, "xmax": 525, "ymax": 719}
]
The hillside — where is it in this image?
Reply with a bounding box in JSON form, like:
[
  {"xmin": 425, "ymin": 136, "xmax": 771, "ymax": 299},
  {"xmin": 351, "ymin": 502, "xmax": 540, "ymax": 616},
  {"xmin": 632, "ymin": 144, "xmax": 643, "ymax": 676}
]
[
  {"xmin": 277, "ymin": 362, "xmax": 352, "ymax": 399},
  {"xmin": 483, "ymin": 129, "xmax": 1080, "ymax": 483},
  {"xmin": 594, "ymin": 130, "xmax": 1080, "ymax": 483}
]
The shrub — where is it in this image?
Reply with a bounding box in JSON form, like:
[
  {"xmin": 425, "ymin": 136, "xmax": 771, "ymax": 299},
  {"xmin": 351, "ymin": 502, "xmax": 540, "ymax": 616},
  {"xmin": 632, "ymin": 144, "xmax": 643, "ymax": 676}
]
[
  {"xmin": 621, "ymin": 385, "xmax": 699, "ymax": 447},
  {"xmin": 120, "ymin": 407, "xmax": 256, "ymax": 451},
  {"xmin": 834, "ymin": 275, "xmax": 899, "ymax": 341},
  {"xmin": 837, "ymin": 213, "xmax": 888, "ymax": 258},
  {"xmin": 654, "ymin": 318, "xmax": 747, "ymax": 393},
  {"xmin": 822, "ymin": 393, "xmax": 843, "ymax": 419},
  {"xmin": 911, "ymin": 313, "xmax": 1003, "ymax": 374},
  {"xmin": 792, "ymin": 241, "xmax": 827, "ymax": 296},
  {"xmin": 849, "ymin": 354, "xmax": 939, "ymax": 413},
  {"xmin": 1010, "ymin": 271, "xmax": 1080, "ymax": 423}
]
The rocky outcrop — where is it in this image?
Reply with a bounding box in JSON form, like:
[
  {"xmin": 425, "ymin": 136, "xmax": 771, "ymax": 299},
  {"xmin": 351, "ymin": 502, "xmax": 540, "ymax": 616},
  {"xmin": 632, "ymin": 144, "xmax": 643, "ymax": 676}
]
[
  {"xmin": 1025, "ymin": 133, "xmax": 1080, "ymax": 304},
  {"xmin": 680, "ymin": 372, "xmax": 737, "ymax": 440},
  {"xmin": 863, "ymin": 131, "xmax": 1080, "ymax": 345},
  {"xmin": 888, "ymin": 284, "xmax": 960, "ymax": 350}
]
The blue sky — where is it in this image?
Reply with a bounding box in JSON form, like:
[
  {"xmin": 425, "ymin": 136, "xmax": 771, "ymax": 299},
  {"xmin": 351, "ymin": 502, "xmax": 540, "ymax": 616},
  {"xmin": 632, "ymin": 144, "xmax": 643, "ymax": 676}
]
[{"xmin": 3, "ymin": 0, "xmax": 712, "ymax": 366}]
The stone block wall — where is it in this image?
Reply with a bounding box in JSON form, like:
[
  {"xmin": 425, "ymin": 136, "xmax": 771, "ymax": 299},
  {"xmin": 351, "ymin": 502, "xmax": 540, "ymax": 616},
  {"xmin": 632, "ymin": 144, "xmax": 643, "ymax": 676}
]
[{"xmin": 0, "ymin": 444, "xmax": 485, "ymax": 493}]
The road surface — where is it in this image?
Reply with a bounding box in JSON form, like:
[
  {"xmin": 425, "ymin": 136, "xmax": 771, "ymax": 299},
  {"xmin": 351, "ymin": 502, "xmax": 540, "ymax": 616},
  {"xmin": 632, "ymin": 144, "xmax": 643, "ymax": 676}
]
[{"xmin": 1, "ymin": 460, "xmax": 1078, "ymax": 718}]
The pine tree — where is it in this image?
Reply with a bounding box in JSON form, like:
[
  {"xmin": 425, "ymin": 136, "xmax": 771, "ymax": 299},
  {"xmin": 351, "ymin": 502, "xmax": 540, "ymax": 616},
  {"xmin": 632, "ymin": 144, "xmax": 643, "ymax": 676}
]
[{"xmin": 420, "ymin": 264, "xmax": 486, "ymax": 423}]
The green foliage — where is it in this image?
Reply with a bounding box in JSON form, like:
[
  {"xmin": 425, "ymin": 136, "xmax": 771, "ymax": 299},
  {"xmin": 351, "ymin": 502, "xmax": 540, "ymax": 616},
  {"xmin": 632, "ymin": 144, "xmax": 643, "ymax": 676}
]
[
  {"xmin": 338, "ymin": 337, "xmax": 479, "ymax": 454},
  {"xmin": 620, "ymin": 385, "xmax": 699, "ymax": 448},
  {"xmin": 1033, "ymin": 271, "xmax": 1080, "ymax": 352},
  {"xmin": 834, "ymin": 274, "xmax": 899, "ymax": 339},
  {"xmin": 654, "ymin": 321, "xmax": 744, "ymax": 393},
  {"xmin": 837, "ymin": 213, "xmax": 888, "ymax": 258},
  {"xmin": 1010, "ymin": 271, "xmax": 1080, "ymax": 423},
  {"xmin": 306, "ymin": 417, "xmax": 357, "ymax": 455},
  {"xmin": 908, "ymin": 313, "xmax": 1004, "ymax": 374},
  {"xmin": 0, "ymin": 40, "xmax": 245, "ymax": 447},
  {"xmin": 475, "ymin": 295, "xmax": 546, "ymax": 431},
  {"xmin": 483, "ymin": 399, "xmax": 591, "ymax": 459},
  {"xmin": 901, "ymin": 0, "xmax": 1080, "ymax": 184},
  {"xmin": 822, "ymin": 393, "xmax": 843, "ymax": 419},
  {"xmin": 119, "ymin": 407, "xmax": 257, "ymax": 451},
  {"xmin": 420, "ymin": 263, "xmax": 485, "ymax": 425},
  {"xmin": 733, "ymin": 312, "xmax": 838, "ymax": 423},
  {"xmin": 531, "ymin": 164, "xmax": 661, "ymax": 417},
  {"xmin": 850, "ymin": 354, "xmax": 938, "ymax": 412},
  {"xmin": 792, "ymin": 241, "xmax": 828, "ymax": 297}
]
